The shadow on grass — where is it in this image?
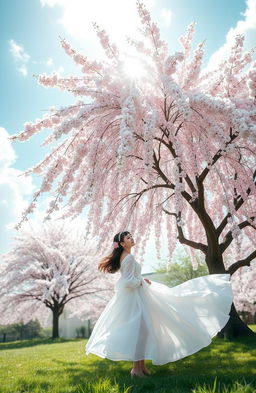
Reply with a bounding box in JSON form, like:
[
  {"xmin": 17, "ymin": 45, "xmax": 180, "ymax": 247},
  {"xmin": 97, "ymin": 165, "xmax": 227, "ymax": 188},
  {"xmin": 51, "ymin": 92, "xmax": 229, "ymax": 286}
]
[
  {"xmin": 11, "ymin": 378, "xmax": 53, "ymax": 393},
  {"xmin": 2, "ymin": 334, "xmax": 256, "ymax": 393},
  {"xmin": 43, "ymin": 356, "xmax": 256, "ymax": 393},
  {"xmin": 0, "ymin": 337, "xmax": 79, "ymax": 351},
  {"xmin": 41, "ymin": 335, "xmax": 256, "ymax": 393}
]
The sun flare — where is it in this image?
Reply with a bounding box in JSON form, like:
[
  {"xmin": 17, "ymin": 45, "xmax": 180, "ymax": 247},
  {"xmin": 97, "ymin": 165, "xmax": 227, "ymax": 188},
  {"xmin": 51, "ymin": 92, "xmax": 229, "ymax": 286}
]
[{"xmin": 123, "ymin": 57, "xmax": 147, "ymax": 80}]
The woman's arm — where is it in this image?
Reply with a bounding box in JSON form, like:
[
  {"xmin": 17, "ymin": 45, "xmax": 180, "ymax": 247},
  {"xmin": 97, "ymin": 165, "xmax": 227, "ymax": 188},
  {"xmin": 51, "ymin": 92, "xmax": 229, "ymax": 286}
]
[{"xmin": 121, "ymin": 255, "xmax": 143, "ymax": 289}]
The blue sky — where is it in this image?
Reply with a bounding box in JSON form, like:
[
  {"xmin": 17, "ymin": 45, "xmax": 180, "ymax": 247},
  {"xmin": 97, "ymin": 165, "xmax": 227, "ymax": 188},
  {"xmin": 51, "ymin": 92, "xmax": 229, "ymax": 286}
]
[{"xmin": 0, "ymin": 0, "xmax": 255, "ymax": 272}]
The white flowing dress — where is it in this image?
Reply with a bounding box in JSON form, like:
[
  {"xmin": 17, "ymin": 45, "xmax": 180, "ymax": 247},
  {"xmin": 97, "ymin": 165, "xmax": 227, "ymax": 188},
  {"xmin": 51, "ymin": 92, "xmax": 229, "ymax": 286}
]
[{"xmin": 85, "ymin": 254, "xmax": 233, "ymax": 365}]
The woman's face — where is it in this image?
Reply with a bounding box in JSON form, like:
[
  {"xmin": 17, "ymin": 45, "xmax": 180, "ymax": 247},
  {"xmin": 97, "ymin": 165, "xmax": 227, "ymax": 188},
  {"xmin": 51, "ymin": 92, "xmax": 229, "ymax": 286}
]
[{"xmin": 121, "ymin": 233, "xmax": 135, "ymax": 248}]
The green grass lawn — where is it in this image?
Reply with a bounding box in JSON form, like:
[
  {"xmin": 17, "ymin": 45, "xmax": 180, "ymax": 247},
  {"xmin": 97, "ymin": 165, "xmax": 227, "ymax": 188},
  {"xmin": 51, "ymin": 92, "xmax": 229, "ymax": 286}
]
[{"xmin": 0, "ymin": 325, "xmax": 255, "ymax": 393}]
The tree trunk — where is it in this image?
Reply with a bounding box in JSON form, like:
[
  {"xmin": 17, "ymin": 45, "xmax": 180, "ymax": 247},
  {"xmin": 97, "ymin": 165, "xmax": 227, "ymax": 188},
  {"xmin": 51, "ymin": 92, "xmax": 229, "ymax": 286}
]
[
  {"xmin": 205, "ymin": 243, "xmax": 255, "ymax": 338},
  {"xmin": 217, "ymin": 304, "xmax": 255, "ymax": 339},
  {"xmin": 52, "ymin": 308, "xmax": 60, "ymax": 339}
]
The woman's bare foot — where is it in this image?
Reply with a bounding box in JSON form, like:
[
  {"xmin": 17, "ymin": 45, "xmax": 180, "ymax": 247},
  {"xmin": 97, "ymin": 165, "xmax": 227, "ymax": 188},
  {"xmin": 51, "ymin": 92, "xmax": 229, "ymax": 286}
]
[
  {"xmin": 137, "ymin": 359, "xmax": 151, "ymax": 376},
  {"xmin": 142, "ymin": 367, "xmax": 151, "ymax": 375}
]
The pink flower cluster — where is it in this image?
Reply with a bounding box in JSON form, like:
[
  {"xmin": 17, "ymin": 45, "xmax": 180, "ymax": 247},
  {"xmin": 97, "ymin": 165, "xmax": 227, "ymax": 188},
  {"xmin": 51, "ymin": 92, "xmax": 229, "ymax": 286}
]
[
  {"xmin": 60, "ymin": 38, "xmax": 103, "ymax": 75},
  {"xmin": 93, "ymin": 23, "xmax": 119, "ymax": 60},
  {"xmin": 38, "ymin": 72, "xmax": 58, "ymax": 88},
  {"xmin": 232, "ymin": 264, "xmax": 256, "ymax": 315},
  {"xmin": 117, "ymin": 93, "xmax": 137, "ymax": 165},
  {"xmin": 0, "ymin": 222, "xmax": 114, "ymax": 325},
  {"xmin": 248, "ymin": 61, "xmax": 256, "ymax": 99},
  {"xmin": 12, "ymin": 2, "xmax": 255, "ymax": 271}
]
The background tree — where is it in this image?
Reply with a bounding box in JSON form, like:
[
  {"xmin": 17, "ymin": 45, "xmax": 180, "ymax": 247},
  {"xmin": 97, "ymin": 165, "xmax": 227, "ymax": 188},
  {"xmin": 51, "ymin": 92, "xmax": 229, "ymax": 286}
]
[
  {"xmin": 11, "ymin": 2, "xmax": 255, "ymax": 337},
  {"xmin": 0, "ymin": 320, "xmax": 42, "ymax": 342},
  {"xmin": 0, "ymin": 222, "xmax": 113, "ymax": 339},
  {"xmin": 156, "ymin": 253, "xmax": 256, "ymax": 325},
  {"xmin": 231, "ymin": 264, "xmax": 256, "ymax": 324},
  {"xmin": 155, "ymin": 254, "xmax": 209, "ymax": 287}
]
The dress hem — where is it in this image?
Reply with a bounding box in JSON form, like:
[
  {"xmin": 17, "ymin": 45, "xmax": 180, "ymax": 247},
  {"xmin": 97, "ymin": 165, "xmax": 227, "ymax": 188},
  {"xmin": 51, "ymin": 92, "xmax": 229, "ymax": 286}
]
[{"xmin": 85, "ymin": 311, "xmax": 231, "ymax": 366}]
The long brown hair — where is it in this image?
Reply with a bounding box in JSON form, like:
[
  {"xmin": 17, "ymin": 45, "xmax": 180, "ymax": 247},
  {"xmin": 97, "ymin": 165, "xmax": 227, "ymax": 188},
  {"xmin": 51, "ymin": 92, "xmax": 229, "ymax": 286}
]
[{"xmin": 98, "ymin": 231, "xmax": 130, "ymax": 273}]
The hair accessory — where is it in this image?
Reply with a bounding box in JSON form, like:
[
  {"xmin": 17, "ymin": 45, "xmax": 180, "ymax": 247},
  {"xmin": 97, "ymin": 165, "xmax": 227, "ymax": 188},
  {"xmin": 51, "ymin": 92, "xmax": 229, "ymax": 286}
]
[
  {"xmin": 113, "ymin": 242, "xmax": 119, "ymax": 249},
  {"xmin": 118, "ymin": 232, "xmax": 123, "ymax": 242}
]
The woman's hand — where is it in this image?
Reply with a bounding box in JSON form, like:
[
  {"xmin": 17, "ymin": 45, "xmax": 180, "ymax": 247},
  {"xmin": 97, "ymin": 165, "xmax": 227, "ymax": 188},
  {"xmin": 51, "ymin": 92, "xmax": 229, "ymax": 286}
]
[{"xmin": 144, "ymin": 278, "xmax": 151, "ymax": 285}]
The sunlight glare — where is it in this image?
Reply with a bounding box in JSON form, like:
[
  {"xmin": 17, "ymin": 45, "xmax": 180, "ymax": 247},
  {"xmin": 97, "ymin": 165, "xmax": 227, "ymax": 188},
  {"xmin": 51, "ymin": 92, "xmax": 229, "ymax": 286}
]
[{"xmin": 123, "ymin": 57, "xmax": 147, "ymax": 80}]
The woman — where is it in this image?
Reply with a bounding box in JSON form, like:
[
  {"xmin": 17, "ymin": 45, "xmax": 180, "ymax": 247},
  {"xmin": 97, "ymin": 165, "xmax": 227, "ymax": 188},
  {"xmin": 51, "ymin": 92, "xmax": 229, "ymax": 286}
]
[{"xmin": 85, "ymin": 231, "xmax": 233, "ymax": 377}]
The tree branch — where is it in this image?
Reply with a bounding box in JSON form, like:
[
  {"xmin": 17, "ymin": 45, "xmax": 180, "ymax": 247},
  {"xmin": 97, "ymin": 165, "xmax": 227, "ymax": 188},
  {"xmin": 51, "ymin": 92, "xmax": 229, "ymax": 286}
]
[
  {"xmin": 217, "ymin": 169, "xmax": 256, "ymax": 237},
  {"xmin": 162, "ymin": 207, "xmax": 207, "ymax": 253},
  {"xmin": 227, "ymin": 250, "xmax": 256, "ymax": 275},
  {"xmin": 220, "ymin": 218, "xmax": 255, "ymax": 253},
  {"xmin": 156, "ymin": 132, "xmax": 197, "ymax": 194},
  {"xmin": 198, "ymin": 128, "xmax": 238, "ymax": 183},
  {"xmin": 176, "ymin": 223, "xmax": 207, "ymax": 253},
  {"xmin": 65, "ymin": 288, "xmax": 109, "ymax": 304}
]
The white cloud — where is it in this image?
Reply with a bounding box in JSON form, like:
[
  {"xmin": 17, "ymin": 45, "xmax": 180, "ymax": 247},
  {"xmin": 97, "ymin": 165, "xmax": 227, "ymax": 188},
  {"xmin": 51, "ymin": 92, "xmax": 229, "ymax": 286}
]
[
  {"xmin": 207, "ymin": 0, "xmax": 256, "ymax": 70},
  {"xmin": 17, "ymin": 64, "xmax": 28, "ymax": 76},
  {"xmin": 159, "ymin": 8, "xmax": 172, "ymax": 27},
  {"xmin": 46, "ymin": 57, "xmax": 54, "ymax": 67},
  {"xmin": 8, "ymin": 39, "xmax": 30, "ymax": 62},
  {"xmin": 8, "ymin": 39, "xmax": 30, "ymax": 77},
  {"xmin": 0, "ymin": 127, "xmax": 35, "ymax": 253},
  {"xmin": 40, "ymin": 0, "xmax": 59, "ymax": 6},
  {"xmin": 8, "ymin": 39, "xmax": 62, "ymax": 77},
  {"xmin": 0, "ymin": 129, "xmax": 16, "ymax": 170},
  {"xmin": 55, "ymin": 65, "xmax": 64, "ymax": 75},
  {"xmin": 45, "ymin": 57, "xmax": 64, "ymax": 75},
  {"xmin": 39, "ymin": 0, "xmax": 155, "ymax": 54}
]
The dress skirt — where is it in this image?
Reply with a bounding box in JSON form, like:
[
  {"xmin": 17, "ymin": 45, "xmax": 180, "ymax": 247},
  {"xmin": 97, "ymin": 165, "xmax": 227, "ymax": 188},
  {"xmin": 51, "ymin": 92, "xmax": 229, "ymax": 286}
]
[{"xmin": 85, "ymin": 274, "xmax": 233, "ymax": 365}]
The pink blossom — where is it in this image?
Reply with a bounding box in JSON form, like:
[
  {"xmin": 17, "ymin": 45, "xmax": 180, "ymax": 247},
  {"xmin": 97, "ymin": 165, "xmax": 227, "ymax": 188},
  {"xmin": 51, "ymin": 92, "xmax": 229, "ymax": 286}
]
[
  {"xmin": 11, "ymin": 3, "xmax": 256, "ymax": 283},
  {"xmin": 248, "ymin": 61, "xmax": 256, "ymax": 99},
  {"xmin": 0, "ymin": 222, "xmax": 114, "ymax": 336}
]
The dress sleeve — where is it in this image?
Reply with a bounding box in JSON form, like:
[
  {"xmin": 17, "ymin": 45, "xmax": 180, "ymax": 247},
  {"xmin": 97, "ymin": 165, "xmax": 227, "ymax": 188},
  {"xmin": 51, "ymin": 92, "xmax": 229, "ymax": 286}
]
[{"xmin": 121, "ymin": 255, "xmax": 142, "ymax": 289}]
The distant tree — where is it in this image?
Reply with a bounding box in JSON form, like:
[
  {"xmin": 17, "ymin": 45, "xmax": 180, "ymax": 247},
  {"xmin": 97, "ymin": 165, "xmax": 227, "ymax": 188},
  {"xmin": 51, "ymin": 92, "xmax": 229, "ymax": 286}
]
[
  {"xmin": 80, "ymin": 326, "xmax": 86, "ymax": 338},
  {"xmin": 11, "ymin": 2, "xmax": 256, "ymax": 337},
  {"xmin": 155, "ymin": 254, "xmax": 209, "ymax": 287},
  {"xmin": 13, "ymin": 320, "xmax": 41, "ymax": 340},
  {"xmin": 0, "ymin": 323, "xmax": 17, "ymax": 342},
  {"xmin": 231, "ymin": 265, "xmax": 256, "ymax": 323},
  {"xmin": 25, "ymin": 319, "xmax": 42, "ymax": 338},
  {"xmin": 0, "ymin": 320, "xmax": 42, "ymax": 341},
  {"xmin": 0, "ymin": 222, "xmax": 113, "ymax": 339},
  {"xmin": 75, "ymin": 326, "xmax": 86, "ymax": 338}
]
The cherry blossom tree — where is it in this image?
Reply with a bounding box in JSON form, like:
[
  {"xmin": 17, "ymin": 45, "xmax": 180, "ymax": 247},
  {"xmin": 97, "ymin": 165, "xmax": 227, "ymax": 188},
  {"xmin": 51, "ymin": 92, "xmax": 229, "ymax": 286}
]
[
  {"xmin": 0, "ymin": 222, "xmax": 113, "ymax": 338},
  {"xmin": 231, "ymin": 263, "xmax": 256, "ymax": 323},
  {"xmin": 11, "ymin": 2, "xmax": 255, "ymax": 337}
]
